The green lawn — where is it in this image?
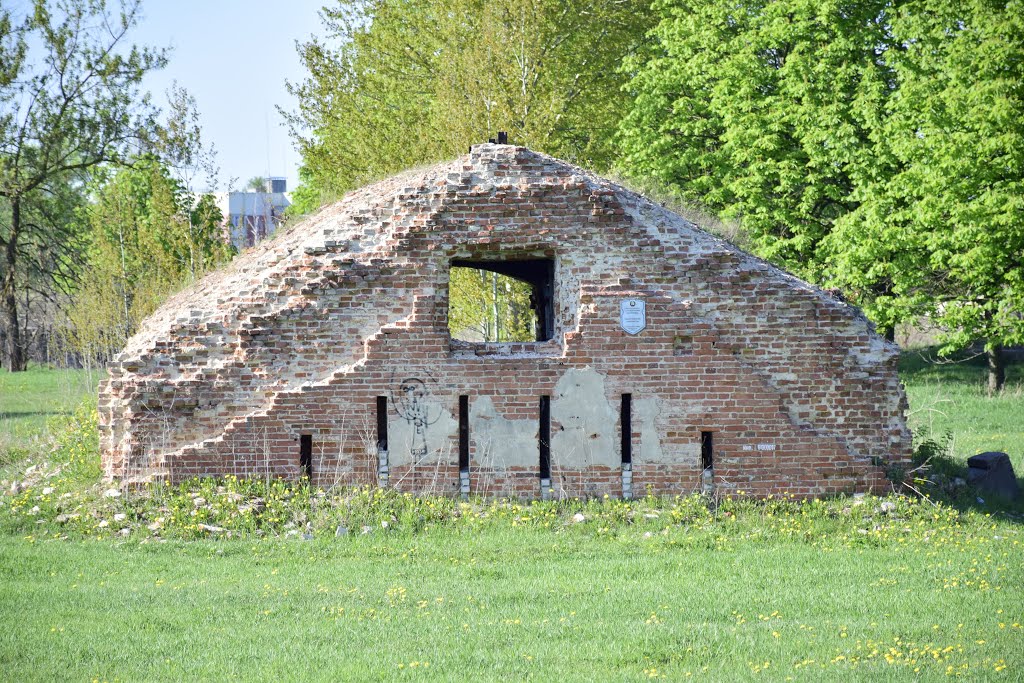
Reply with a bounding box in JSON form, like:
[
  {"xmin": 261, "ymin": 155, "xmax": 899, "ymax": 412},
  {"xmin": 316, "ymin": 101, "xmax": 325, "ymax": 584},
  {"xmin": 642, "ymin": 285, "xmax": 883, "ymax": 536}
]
[
  {"xmin": 900, "ymin": 350, "xmax": 1024, "ymax": 472},
  {"xmin": 0, "ymin": 366, "xmax": 103, "ymax": 461},
  {"xmin": 0, "ymin": 358, "xmax": 1021, "ymax": 682},
  {"xmin": 1, "ymin": 509, "xmax": 1021, "ymax": 682}
]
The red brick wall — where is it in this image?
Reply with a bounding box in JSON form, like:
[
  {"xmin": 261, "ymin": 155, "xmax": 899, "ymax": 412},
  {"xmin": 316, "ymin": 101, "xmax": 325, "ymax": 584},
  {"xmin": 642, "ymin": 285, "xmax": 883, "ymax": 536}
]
[{"xmin": 98, "ymin": 144, "xmax": 910, "ymax": 499}]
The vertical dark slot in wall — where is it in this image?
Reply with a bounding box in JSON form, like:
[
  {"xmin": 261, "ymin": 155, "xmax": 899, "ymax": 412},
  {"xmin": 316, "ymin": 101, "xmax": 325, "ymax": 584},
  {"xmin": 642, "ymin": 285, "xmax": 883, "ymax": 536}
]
[
  {"xmin": 620, "ymin": 394, "xmax": 632, "ymax": 465},
  {"xmin": 458, "ymin": 395, "xmax": 469, "ymax": 472},
  {"xmin": 376, "ymin": 396, "xmax": 388, "ymax": 452},
  {"xmin": 539, "ymin": 396, "xmax": 551, "ymax": 478},
  {"xmin": 700, "ymin": 431, "xmax": 713, "ymax": 470},
  {"xmin": 299, "ymin": 434, "xmax": 313, "ymax": 479}
]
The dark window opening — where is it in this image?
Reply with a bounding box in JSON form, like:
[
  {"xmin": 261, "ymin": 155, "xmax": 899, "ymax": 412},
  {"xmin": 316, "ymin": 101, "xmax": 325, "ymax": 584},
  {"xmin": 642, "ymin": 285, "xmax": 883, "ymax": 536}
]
[
  {"xmin": 448, "ymin": 259, "xmax": 554, "ymax": 342},
  {"xmin": 700, "ymin": 431, "xmax": 713, "ymax": 471},
  {"xmin": 299, "ymin": 434, "xmax": 313, "ymax": 479},
  {"xmin": 459, "ymin": 395, "xmax": 470, "ymax": 472},
  {"xmin": 620, "ymin": 394, "xmax": 632, "ymax": 465},
  {"xmin": 539, "ymin": 396, "xmax": 551, "ymax": 478},
  {"xmin": 376, "ymin": 396, "xmax": 388, "ymax": 452}
]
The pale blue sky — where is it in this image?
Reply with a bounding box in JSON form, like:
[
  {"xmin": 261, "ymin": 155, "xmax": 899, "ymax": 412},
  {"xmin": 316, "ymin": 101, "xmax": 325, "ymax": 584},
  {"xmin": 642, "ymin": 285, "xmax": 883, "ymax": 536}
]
[{"xmin": 131, "ymin": 1, "xmax": 327, "ymax": 191}]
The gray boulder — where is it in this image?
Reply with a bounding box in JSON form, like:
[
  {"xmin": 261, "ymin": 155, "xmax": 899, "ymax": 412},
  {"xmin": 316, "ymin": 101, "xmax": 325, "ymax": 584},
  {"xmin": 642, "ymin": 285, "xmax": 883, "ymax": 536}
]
[{"xmin": 966, "ymin": 452, "xmax": 1021, "ymax": 502}]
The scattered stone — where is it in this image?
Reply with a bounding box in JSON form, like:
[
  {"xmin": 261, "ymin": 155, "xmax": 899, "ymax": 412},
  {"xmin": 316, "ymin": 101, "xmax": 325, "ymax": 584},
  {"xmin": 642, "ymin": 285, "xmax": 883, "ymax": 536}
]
[
  {"xmin": 335, "ymin": 526, "xmax": 349, "ymax": 537},
  {"xmin": 966, "ymin": 452, "xmax": 1021, "ymax": 501},
  {"xmin": 192, "ymin": 496, "xmax": 207, "ymax": 507},
  {"xmin": 147, "ymin": 521, "xmax": 162, "ymax": 531},
  {"xmin": 285, "ymin": 529, "xmax": 299, "ymax": 538},
  {"xmin": 41, "ymin": 486, "xmax": 54, "ymax": 496},
  {"xmin": 643, "ymin": 531, "xmax": 653, "ymax": 539},
  {"xmin": 113, "ymin": 513, "xmax": 127, "ymax": 522},
  {"xmin": 198, "ymin": 523, "xmax": 226, "ymax": 533},
  {"xmin": 572, "ymin": 513, "xmax": 586, "ymax": 523},
  {"xmin": 643, "ymin": 513, "xmax": 660, "ymax": 519},
  {"xmin": 879, "ymin": 501, "xmax": 896, "ymax": 513},
  {"xmin": 361, "ymin": 525, "xmax": 372, "ymax": 534},
  {"xmin": 103, "ymin": 488, "xmax": 122, "ymax": 499},
  {"xmin": 381, "ymin": 520, "xmax": 389, "ymax": 529},
  {"xmin": 98, "ymin": 519, "xmax": 109, "ymax": 528},
  {"xmin": 28, "ymin": 505, "xmax": 40, "ymax": 515},
  {"xmin": 54, "ymin": 514, "xmax": 69, "ymax": 524},
  {"xmin": 9, "ymin": 481, "xmax": 21, "ymax": 495},
  {"xmin": 302, "ymin": 533, "xmax": 314, "ymax": 541},
  {"xmin": 118, "ymin": 528, "xmax": 131, "ymax": 537}
]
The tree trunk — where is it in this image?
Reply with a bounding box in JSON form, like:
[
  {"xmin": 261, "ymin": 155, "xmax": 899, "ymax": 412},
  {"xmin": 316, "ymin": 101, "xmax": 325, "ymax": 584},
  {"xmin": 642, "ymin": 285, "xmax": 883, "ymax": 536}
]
[
  {"xmin": 1, "ymin": 198, "xmax": 25, "ymax": 372},
  {"xmin": 987, "ymin": 345, "xmax": 1005, "ymax": 393}
]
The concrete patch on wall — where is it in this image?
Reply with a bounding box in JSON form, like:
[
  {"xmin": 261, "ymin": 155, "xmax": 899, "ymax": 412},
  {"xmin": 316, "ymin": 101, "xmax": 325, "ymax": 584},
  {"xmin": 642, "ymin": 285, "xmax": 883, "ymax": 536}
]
[
  {"xmin": 387, "ymin": 376, "xmax": 458, "ymax": 466},
  {"xmin": 470, "ymin": 395, "xmax": 536, "ymax": 469},
  {"xmin": 551, "ymin": 367, "xmax": 617, "ymax": 468},
  {"xmin": 634, "ymin": 397, "xmax": 667, "ymax": 463}
]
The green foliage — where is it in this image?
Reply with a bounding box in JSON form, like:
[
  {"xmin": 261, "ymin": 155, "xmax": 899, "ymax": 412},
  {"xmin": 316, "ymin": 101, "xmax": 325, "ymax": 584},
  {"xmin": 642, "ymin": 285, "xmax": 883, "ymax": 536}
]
[
  {"xmin": 619, "ymin": 0, "xmax": 1024, "ymax": 370},
  {"xmin": 284, "ymin": 0, "xmax": 654, "ymax": 203},
  {"xmin": 825, "ymin": 0, "xmax": 1024, "ymax": 361},
  {"xmin": 618, "ymin": 0, "xmax": 895, "ymax": 282},
  {"xmin": 0, "ymin": 0, "xmax": 168, "ymax": 371},
  {"xmin": 64, "ymin": 158, "xmax": 232, "ymax": 360},
  {"xmin": 448, "ymin": 266, "xmax": 535, "ymax": 342}
]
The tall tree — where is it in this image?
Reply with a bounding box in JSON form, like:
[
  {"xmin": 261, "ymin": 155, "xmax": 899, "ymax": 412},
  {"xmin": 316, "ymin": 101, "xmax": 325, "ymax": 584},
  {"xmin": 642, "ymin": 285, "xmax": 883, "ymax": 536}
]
[
  {"xmin": 284, "ymin": 0, "xmax": 654, "ymax": 203},
  {"xmin": 617, "ymin": 0, "xmax": 898, "ymax": 282},
  {"xmin": 0, "ymin": 0, "xmax": 167, "ymax": 371},
  {"xmin": 825, "ymin": 0, "xmax": 1024, "ymax": 391},
  {"xmin": 65, "ymin": 157, "xmax": 231, "ymax": 362},
  {"xmin": 619, "ymin": 0, "xmax": 1023, "ymax": 390}
]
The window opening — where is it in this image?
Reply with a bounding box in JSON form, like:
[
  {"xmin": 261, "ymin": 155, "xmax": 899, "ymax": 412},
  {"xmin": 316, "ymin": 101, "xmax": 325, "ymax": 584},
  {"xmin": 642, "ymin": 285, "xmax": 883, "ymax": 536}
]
[
  {"xmin": 458, "ymin": 395, "xmax": 470, "ymax": 472},
  {"xmin": 539, "ymin": 396, "xmax": 551, "ymax": 478},
  {"xmin": 700, "ymin": 431, "xmax": 713, "ymax": 471},
  {"xmin": 376, "ymin": 396, "xmax": 388, "ymax": 452},
  {"xmin": 299, "ymin": 434, "xmax": 313, "ymax": 479},
  {"xmin": 620, "ymin": 394, "xmax": 632, "ymax": 465},
  {"xmin": 448, "ymin": 259, "xmax": 554, "ymax": 342}
]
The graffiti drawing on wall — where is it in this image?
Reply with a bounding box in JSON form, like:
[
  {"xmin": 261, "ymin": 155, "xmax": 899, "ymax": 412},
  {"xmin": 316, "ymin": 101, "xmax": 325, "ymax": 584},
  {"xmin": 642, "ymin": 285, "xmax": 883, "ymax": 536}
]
[{"xmin": 393, "ymin": 377, "xmax": 443, "ymax": 457}]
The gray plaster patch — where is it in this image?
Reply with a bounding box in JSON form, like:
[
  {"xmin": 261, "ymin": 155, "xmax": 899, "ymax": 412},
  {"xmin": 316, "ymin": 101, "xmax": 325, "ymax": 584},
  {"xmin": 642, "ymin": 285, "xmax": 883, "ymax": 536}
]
[
  {"xmin": 388, "ymin": 394, "xmax": 458, "ymax": 467},
  {"xmin": 470, "ymin": 395, "xmax": 537, "ymax": 469},
  {"xmin": 551, "ymin": 367, "xmax": 617, "ymax": 468},
  {"xmin": 634, "ymin": 397, "xmax": 665, "ymax": 463}
]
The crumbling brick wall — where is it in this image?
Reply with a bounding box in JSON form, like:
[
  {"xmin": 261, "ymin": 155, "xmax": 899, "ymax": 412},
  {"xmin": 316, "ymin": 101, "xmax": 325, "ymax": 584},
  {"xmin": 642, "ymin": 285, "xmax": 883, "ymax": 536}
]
[{"xmin": 98, "ymin": 144, "xmax": 911, "ymax": 498}]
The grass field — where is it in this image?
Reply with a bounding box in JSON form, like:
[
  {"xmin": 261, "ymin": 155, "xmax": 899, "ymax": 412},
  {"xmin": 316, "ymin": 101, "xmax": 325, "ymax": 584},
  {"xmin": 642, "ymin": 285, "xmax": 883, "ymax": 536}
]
[
  {"xmin": 0, "ymin": 356, "xmax": 1021, "ymax": 681},
  {"xmin": 1, "ymin": 501, "xmax": 1021, "ymax": 682},
  {"xmin": 899, "ymin": 349, "xmax": 1024, "ymax": 472},
  {"xmin": 0, "ymin": 366, "xmax": 103, "ymax": 462}
]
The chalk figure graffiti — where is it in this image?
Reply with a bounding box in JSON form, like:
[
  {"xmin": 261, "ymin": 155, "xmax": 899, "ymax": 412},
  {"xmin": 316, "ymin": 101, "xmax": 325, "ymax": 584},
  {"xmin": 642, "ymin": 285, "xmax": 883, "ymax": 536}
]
[{"xmin": 394, "ymin": 378, "xmax": 443, "ymax": 457}]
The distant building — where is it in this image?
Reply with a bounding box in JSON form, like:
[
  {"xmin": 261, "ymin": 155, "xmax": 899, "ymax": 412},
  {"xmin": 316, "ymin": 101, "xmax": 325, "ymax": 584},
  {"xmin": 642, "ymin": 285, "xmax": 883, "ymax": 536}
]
[{"xmin": 214, "ymin": 176, "xmax": 291, "ymax": 249}]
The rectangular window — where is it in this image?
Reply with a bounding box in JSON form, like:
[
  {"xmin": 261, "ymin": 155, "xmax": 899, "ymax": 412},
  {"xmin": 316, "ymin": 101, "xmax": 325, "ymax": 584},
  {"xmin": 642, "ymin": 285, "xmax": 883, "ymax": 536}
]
[
  {"xmin": 376, "ymin": 396, "xmax": 388, "ymax": 452},
  {"xmin": 459, "ymin": 395, "xmax": 469, "ymax": 473},
  {"xmin": 620, "ymin": 394, "xmax": 632, "ymax": 465},
  {"xmin": 539, "ymin": 396, "xmax": 551, "ymax": 478},
  {"xmin": 700, "ymin": 431, "xmax": 713, "ymax": 471},
  {"xmin": 299, "ymin": 434, "xmax": 313, "ymax": 479},
  {"xmin": 448, "ymin": 259, "xmax": 554, "ymax": 342}
]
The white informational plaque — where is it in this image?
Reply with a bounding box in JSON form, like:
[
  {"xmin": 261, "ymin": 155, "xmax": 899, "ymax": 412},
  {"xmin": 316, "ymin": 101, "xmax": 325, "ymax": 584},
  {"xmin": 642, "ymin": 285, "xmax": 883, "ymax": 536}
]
[{"xmin": 619, "ymin": 299, "xmax": 646, "ymax": 335}]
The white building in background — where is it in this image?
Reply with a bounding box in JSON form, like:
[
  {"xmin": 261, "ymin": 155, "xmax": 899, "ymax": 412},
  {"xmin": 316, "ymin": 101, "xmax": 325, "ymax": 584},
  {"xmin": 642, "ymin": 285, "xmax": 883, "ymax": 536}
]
[{"xmin": 214, "ymin": 176, "xmax": 291, "ymax": 250}]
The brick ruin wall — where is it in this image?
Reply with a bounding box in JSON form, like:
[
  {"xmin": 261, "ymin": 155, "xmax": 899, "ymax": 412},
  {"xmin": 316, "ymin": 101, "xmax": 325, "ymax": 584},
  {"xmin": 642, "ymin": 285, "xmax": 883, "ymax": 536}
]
[{"xmin": 98, "ymin": 144, "xmax": 912, "ymax": 499}]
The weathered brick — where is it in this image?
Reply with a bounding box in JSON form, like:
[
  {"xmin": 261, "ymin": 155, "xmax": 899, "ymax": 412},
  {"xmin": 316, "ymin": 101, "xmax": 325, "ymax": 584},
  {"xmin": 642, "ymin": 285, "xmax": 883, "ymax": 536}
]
[{"xmin": 98, "ymin": 144, "xmax": 911, "ymax": 498}]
